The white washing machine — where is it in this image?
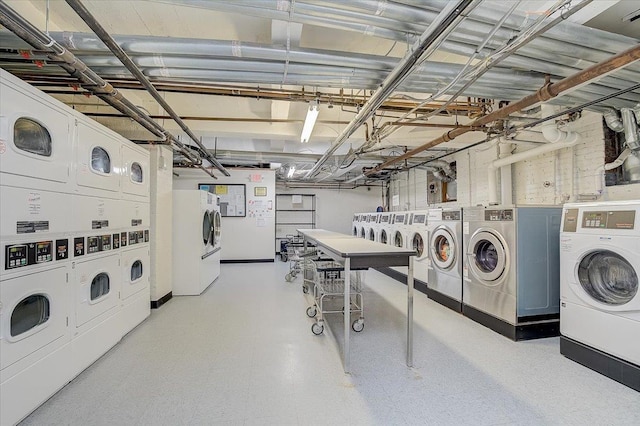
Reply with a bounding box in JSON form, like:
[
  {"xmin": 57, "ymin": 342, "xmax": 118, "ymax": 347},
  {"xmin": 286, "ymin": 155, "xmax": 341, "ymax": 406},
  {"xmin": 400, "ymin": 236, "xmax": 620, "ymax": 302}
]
[
  {"xmin": 368, "ymin": 213, "xmax": 381, "ymax": 242},
  {"xmin": 172, "ymin": 190, "xmax": 220, "ymax": 295},
  {"xmin": 378, "ymin": 212, "xmax": 393, "ymax": 245},
  {"xmin": 361, "ymin": 214, "xmax": 374, "ymax": 241},
  {"xmin": 0, "ymin": 68, "xmax": 74, "ymax": 194},
  {"xmin": 559, "ymin": 201, "xmax": 640, "ymax": 391},
  {"xmin": 0, "ymin": 238, "xmax": 73, "ymax": 426},
  {"xmin": 352, "ymin": 214, "xmax": 360, "ymax": 237},
  {"xmin": 391, "ymin": 212, "xmax": 410, "ymax": 249},
  {"xmin": 407, "ymin": 210, "xmax": 430, "ymax": 286},
  {"xmin": 463, "ymin": 206, "xmax": 562, "ymax": 340},
  {"xmin": 427, "ymin": 208, "xmax": 463, "ymax": 312}
]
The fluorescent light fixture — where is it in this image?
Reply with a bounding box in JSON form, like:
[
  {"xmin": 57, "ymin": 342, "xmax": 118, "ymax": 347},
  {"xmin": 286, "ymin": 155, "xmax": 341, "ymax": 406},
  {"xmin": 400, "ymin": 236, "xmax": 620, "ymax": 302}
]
[
  {"xmin": 300, "ymin": 100, "xmax": 319, "ymax": 143},
  {"xmin": 287, "ymin": 166, "xmax": 295, "ymax": 178}
]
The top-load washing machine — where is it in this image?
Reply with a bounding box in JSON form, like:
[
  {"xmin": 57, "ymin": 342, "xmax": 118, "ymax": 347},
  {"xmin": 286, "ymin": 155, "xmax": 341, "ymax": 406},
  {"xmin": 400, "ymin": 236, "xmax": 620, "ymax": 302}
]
[
  {"xmin": 463, "ymin": 206, "xmax": 562, "ymax": 340},
  {"xmin": 408, "ymin": 211, "xmax": 429, "ymax": 286},
  {"xmin": 172, "ymin": 190, "xmax": 220, "ymax": 295},
  {"xmin": 427, "ymin": 208, "xmax": 463, "ymax": 312},
  {"xmin": 559, "ymin": 201, "xmax": 640, "ymax": 391}
]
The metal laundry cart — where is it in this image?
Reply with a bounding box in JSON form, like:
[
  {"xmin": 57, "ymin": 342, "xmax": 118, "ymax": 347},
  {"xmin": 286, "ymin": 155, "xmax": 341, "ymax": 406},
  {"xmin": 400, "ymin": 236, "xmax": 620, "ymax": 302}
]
[{"xmin": 305, "ymin": 259, "xmax": 366, "ymax": 335}]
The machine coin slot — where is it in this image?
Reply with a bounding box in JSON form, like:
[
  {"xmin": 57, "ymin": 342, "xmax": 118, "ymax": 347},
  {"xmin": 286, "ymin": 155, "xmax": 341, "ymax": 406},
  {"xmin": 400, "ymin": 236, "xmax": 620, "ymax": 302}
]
[
  {"xmin": 56, "ymin": 239, "xmax": 69, "ymax": 261},
  {"xmin": 563, "ymin": 208, "xmax": 579, "ymax": 232},
  {"xmin": 100, "ymin": 235, "xmax": 111, "ymax": 251},
  {"xmin": 121, "ymin": 231, "xmax": 127, "ymax": 247},
  {"xmin": 144, "ymin": 230, "xmax": 149, "ymax": 242},
  {"xmin": 137, "ymin": 230, "xmax": 144, "ymax": 242},
  {"xmin": 36, "ymin": 241, "xmax": 53, "ymax": 263},
  {"xmin": 74, "ymin": 237, "xmax": 85, "ymax": 256},
  {"xmin": 5, "ymin": 241, "xmax": 53, "ymax": 269},
  {"xmin": 582, "ymin": 211, "xmax": 607, "ymax": 229},
  {"xmin": 113, "ymin": 234, "xmax": 120, "ymax": 249},
  {"xmin": 129, "ymin": 231, "xmax": 137, "ymax": 245},
  {"xmin": 87, "ymin": 236, "xmax": 100, "ymax": 253}
]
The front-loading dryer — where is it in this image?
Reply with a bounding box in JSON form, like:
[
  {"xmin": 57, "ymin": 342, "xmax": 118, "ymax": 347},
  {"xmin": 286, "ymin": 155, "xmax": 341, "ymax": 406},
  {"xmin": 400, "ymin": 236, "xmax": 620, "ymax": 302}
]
[
  {"xmin": 352, "ymin": 214, "xmax": 360, "ymax": 237},
  {"xmin": 208, "ymin": 194, "xmax": 222, "ymax": 283},
  {"xmin": 75, "ymin": 120, "xmax": 122, "ymax": 200},
  {"xmin": 427, "ymin": 208, "xmax": 463, "ymax": 312},
  {"xmin": 366, "ymin": 213, "xmax": 378, "ymax": 242},
  {"xmin": 378, "ymin": 213, "xmax": 393, "ymax": 245},
  {"xmin": 0, "ymin": 239, "xmax": 73, "ymax": 426},
  {"xmin": 391, "ymin": 212, "xmax": 409, "ymax": 249},
  {"xmin": 559, "ymin": 201, "xmax": 640, "ymax": 391},
  {"xmin": 120, "ymin": 244, "xmax": 151, "ymax": 336},
  {"xmin": 121, "ymin": 143, "xmax": 150, "ymax": 202},
  {"xmin": 408, "ymin": 211, "xmax": 429, "ymax": 286},
  {"xmin": 463, "ymin": 206, "xmax": 562, "ymax": 340}
]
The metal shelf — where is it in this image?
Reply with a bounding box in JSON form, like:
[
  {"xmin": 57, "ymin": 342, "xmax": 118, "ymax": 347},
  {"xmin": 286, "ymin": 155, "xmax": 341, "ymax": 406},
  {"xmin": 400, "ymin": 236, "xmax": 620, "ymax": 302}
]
[{"xmin": 275, "ymin": 194, "xmax": 316, "ymax": 253}]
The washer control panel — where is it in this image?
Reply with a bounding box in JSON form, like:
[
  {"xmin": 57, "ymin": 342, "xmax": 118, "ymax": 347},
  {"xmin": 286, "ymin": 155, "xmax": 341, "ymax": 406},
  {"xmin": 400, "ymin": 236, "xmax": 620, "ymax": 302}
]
[
  {"xmin": 5, "ymin": 241, "xmax": 53, "ymax": 269},
  {"xmin": 485, "ymin": 209, "xmax": 513, "ymax": 221}
]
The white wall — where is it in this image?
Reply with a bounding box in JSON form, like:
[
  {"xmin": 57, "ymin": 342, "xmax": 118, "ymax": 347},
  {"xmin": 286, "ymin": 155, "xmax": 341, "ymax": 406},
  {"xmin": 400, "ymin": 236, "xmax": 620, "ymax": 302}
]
[
  {"xmin": 391, "ymin": 110, "xmax": 640, "ymax": 208},
  {"xmin": 174, "ymin": 168, "xmax": 276, "ymax": 261},
  {"xmin": 277, "ymin": 185, "xmax": 382, "ymax": 234},
  {"xmin": 147, "ymin": 145, "xmax": 173, "ymax": 303}
]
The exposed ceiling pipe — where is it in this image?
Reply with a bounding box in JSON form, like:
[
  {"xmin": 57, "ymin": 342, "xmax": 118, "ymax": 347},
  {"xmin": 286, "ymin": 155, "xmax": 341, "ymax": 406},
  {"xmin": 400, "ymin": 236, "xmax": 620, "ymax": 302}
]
[
  {"xmin": 366, "ymin": 43, "xmax": 640, "ymax": 176},
  {"xmin": 303, "ymin": 0, "xmax": 480, "ymax": 179},
  {"xmin": 620, "ymin": 108, "xmax": 640, "ymax": 151},
  {"xmin": 64, "ymin": 0, "xmax": 229, "ymax": 177},
  {"xmin": 603, "ymin": 108, "xmax": 624, "ymax": 132},
  {"xmin": 0, "ymin": 2, "xmax": 223, "ymax": 179}
]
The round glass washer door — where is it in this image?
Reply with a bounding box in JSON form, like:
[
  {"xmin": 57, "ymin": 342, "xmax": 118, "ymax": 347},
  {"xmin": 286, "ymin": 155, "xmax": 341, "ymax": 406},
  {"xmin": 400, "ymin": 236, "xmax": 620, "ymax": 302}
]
[
  {"xmin": 202, "ymin": 211, "xmax": 212, "ymax": 247},
  {"xmin": 368, "ymin": 229, "xmax": 375, "ymax": 241},
  {"xmin": 381, "ymin": 230, "xmax": 388, "ymax": 244},
  {"xmin": 467, "ymin": 230, "xmax": 507, "ymax": 282},
  {"xmin": 211, "ymin": 210, "xmax": 221, "ymax": 247},
  {"xmin": 430, "ymin": 227, "xmax": 456, "ymax": 269},
  {"xmin": 394, "ymin": 231, "xmax": 404, "ymax": 248},
  {"xmin": 360, "ymin": 228, "xmax": 366, "ymax": 238},
  {"xmin": 412, "ymin": 233, "xmax": 425, "ymax": 259},
  {"xmin": 577, "ymin": 250, "xmax": 638, "ymax": 306}
]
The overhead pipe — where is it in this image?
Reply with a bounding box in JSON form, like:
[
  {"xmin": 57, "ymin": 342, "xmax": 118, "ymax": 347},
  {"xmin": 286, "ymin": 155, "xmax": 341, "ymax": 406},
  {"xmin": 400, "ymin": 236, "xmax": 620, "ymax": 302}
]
[
  {"xmin": 303, "ymin": 0, "xmax": 480, "ymax": 179},
  {"xmin": 0, "ymin": 2, "xmax": 222, "ymax": 179},
  {"xmin": 64, "ymin": 0, "xmax": 229, "ymax": 176},
  {"xmin": 620, "ymin": 108, "xmax": 640, "ymax": 151},
  {"xmin": 603, "ymin": 108, "xmax": 624, "ymax": 132},
  {"xmin": 366, "ymin": 43, "xmax": 640, "ymax": 176},
  {"xmin": 595, "ymin": 148, "xmax": 633, "ymax": 195}
]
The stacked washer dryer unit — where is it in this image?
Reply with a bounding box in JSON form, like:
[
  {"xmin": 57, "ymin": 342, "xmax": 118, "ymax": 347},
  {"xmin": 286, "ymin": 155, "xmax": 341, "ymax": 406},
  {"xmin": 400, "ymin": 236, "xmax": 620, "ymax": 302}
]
[
  {"xmin": 378, "ymin": 212, "xmax": 393, "ymax": 244},
  {"xmin": 407, "ymin": 211, "xmax": 430, "ymax": 286},
  {"xmin": 172, "ymin": 190, "xmax": 221, "ymax": 295},
  {"xmin": 559, "ymin": 201, "xmax": 640, "ymax": 391},
  {"xmin": 0, "ymin": 69, "xmax": 151, "ymax": 425},
  {"xmin": 427, "ymin": 208, "xmax": 463, "ymax": 312},
  {"xmin": 463, "ymin": 206, "xmax": 562, "ymax": 340}
]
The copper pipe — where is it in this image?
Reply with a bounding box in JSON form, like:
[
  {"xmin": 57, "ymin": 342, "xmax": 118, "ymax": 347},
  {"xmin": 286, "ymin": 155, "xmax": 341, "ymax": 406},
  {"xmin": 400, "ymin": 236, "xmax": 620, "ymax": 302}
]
[{"xmin": 366, "ymin": 43, "xmax": 640, "ymax": 175}]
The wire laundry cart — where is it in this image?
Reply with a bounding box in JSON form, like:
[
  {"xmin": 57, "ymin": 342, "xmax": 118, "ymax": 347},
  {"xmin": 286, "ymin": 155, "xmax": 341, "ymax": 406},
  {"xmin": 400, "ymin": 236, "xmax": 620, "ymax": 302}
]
[
  {"xmin": 283, "ymin": 235, "xmax": 316, "ymax": 282},
  {"xmin": 305, "ymin": 259, "xmax": 366, "ymax": 335}
]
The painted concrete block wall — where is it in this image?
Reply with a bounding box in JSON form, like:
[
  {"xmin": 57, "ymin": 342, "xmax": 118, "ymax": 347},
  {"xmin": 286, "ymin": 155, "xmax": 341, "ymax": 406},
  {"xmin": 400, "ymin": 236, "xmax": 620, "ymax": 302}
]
[
  {"xmin": 146, "ymin": 145, "xmax": 173, "ymax": 303},
  {"xmin": 277, "ymin": 185, "xmax": 381, "ymax": 234},
  {"xmin": 390, "ymin": 110, "xmax": 640, "ymax": 208},
  {"xmin": 174, "ymin": 168, "xmax": 276, "ymax": 261}
]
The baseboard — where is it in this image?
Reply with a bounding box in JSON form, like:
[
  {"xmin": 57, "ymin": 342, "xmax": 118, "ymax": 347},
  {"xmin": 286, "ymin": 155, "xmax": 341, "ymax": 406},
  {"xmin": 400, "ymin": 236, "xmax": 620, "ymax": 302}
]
[
  {"xmin": 150, "ymin": 291, "xmax": 172, "ymax": 309},
  {"xmin": 463, "ymin": 304, "xmax": 560, "ymax": 341},
  {"xmin": 375, "ymin": 267, "xmax": 429, "ymax": 296},
  {"xmin": 424, "ymin": 287, "xmax": 462, "ymax": 313},
  {"xmin": 560, "ymin": 336, "xmax": 640, "ymax": 392},
  {"xmin": 221, "ymin": 258, "xmax": 275, "ymax": 264}
]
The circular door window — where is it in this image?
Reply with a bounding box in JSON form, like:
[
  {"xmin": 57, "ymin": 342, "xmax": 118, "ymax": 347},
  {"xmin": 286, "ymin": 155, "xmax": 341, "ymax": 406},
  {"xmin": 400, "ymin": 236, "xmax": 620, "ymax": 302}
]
[
  {"xmin": 368, "ymin": 229, "xmax": 375, "ymax": 241},
  {"xmin": 394, "ymin": 231, "xmax": 404, "ymax": 248},
  {"xmin": 202, "ymin": 211, "xmax": 212, "ymax": 246},
  {"xmin": 430, "ymin": 228, "xmax": 456, "ymax": 269},
  {"xmin": 577, "ymin": 250, "xmax": 638, "ymax": 305},
  {"xmin": 381, "ymin": 230, "xmax": 388, "ymax": 244},
  {"xmin": 212, "ymin": 211, "xmax": 221, "ymax": 246},
  {"xmin": 468, "ymin": 231, "xmax": 507, "ymax": 282},
  {"xmin": 412, "ymin": 233, "xmax": 424, "ymax": 258}
]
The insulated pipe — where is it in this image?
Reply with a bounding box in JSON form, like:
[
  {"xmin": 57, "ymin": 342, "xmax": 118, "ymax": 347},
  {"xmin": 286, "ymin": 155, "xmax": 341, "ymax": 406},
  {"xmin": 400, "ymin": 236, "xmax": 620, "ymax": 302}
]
[
  {"xmin": 603, "ymin": 108, "xmax": 624, "ymax": 132},
  {"xmin": 620, "ymin": 108, "xmax": 640, "ymax": 151},
  {"xmin": 304, "ymin": 0, "xmax": 480, "ymax": 179},
  {"xmin": 595, "ymin": 148, "xmax": 633, "ymax": 195},
  {"xmin": 499, "ymin": 142, "xmax": 513, "ymax": 206},
  {"xmin": 367, "ymin": 43, "xmax": 640, "ymax": 175},
  {"xmin": 65, "ymin": 0, "xmax": 229, "ymax": 177}
]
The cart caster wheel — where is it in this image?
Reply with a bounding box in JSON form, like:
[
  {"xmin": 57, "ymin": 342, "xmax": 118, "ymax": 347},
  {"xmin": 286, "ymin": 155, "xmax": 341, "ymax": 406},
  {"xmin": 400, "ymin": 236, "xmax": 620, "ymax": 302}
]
[
  {"xmin": 302, "ymin": 286, "xmax": 309, "ymax": 294},
  {"xmin": 352, "ymin": 319, "xmax": 364, "ymax": 332},
  {"xmin": 311, "ymin": 322, "xmax": 324, "ymax": 335},
  {"xmin": 285, "ymin": 273, "xmax": 293, "ymax": 282},
  {"xmin": 306, "ymin": 306, "xmax": 317, "ymax": 318}
]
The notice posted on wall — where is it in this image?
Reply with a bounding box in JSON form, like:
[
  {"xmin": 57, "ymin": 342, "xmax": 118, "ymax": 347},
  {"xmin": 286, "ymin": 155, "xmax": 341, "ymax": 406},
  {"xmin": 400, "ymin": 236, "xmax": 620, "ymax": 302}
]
[{"xmin": 199, "ymin": 184, "xmax": 246, "ymax": 217}]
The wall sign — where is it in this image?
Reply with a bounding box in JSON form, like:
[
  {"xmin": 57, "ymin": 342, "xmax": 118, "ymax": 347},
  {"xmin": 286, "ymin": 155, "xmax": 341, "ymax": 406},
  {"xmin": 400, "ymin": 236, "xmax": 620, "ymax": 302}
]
[{"xmin": 199, "ymin": 184, "xmax": 246, "ymax": 217}]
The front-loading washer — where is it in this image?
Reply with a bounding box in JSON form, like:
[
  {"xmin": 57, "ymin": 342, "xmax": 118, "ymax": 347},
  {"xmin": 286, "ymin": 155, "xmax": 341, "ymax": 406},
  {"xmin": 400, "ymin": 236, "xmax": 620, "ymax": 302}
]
[
  {"xmin": 378, "ymin": 213, "xmax": 393, "ymax": 245},
  {"xmin": 352, "ymin": 214, "xmax": 360, "ymax": 237},
  {"xmin": 368, "ymin": 213, "xmax": 381, "ymax": 242},
  {"xmin": 391, "ymin": 212, "xmax": 409, "ymax": 249},
  {"xmin": 407, "ymin": 210, "xmax": 429, "ymax": 287},
  {"xmin": 0, "ymin": 238, "xmax": 73, "ymax": 426},
  {"xmin": 559, "ymin": 201, "xmax": 640, "ymax": 391},
  {"xmin": 463, "ymin": 206, "xmax": 562, "ymax": 340},
  {"xmin": 427, "ymin": 208, "xmax": 463, "ymax": 312}
]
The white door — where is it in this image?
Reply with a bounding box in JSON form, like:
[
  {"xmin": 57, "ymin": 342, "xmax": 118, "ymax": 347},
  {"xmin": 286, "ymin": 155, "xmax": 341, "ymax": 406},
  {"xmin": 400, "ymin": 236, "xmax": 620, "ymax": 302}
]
[
  {"xmin": 0, "ymin": 266, "xmax": 68, "ymax": 370},
  {"xmin": 121, "ymin": 144, "xmax": 150, "ymax": 201},
  {"xmin": 121, "ymin": 246, "xmax": 150, "ymax": 301},
  {"xmin": 74, "ymin": 254, "xmax": 120, "ymax": 329},
  {"xmin": 75, "ymin": 122, "xmax": 121, "ymax": 196}
]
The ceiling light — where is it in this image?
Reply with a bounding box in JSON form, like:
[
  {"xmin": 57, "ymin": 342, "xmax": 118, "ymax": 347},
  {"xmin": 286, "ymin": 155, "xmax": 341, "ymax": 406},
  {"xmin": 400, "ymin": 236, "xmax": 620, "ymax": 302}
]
[
  {"xmin": 300, "ymin": 100, "xmax": 319, "ymax": 143},
  {"xmin": 287, "ymin": 165, "xmax": 296, "ymax": 178}
]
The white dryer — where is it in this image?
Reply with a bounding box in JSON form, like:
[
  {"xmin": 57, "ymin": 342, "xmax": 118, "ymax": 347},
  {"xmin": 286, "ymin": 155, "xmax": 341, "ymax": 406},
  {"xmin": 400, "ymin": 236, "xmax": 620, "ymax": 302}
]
[
  {"xmin": 463, "ymin": 206, "xmax": 562, "ymax": 340},
  {"xmin": 0, "ymin": 239, "xmax": 73, "ymax": 426},
  {"xmin": 172, "ymin": 190, "xmax": 220, "ymax": 295},
  {"xmin": 560, "ymin": 201, "xmax": 640, "ymax": 391},
  {"xmin": 119, "ymin": 243, "xmax": 151, "ymax": 337},
  {"xmin": 427, "ymin": 208, "xmax": 463, "ymax": 312},
  {"xmin": 352, "ymin": 214, "xmax": 360, "ymax": 237},
  {"xmin": 408, "ymin": 211, "xmax": 429, "ymax": 285},
  {"xmin": 368, "ymin": 213, "xmax": 381, "ymax": 242},
  {"xmin": 391, "ymin": 212, "xmax": 409, "ymax": 249},
  {"xmin": 378, "ymin": 212, "xmax": 393, "ymax": 245}
]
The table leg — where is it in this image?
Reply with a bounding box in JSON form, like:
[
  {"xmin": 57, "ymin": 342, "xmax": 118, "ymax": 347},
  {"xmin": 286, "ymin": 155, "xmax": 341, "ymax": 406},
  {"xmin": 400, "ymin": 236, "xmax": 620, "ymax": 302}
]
[
  {"xmin": 407, "ymin": 256, "xmax": 414, "ymax": 367},
  {"xmin": 344, "ymin": 257, "xmax": 351, "ymax": 374}
]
